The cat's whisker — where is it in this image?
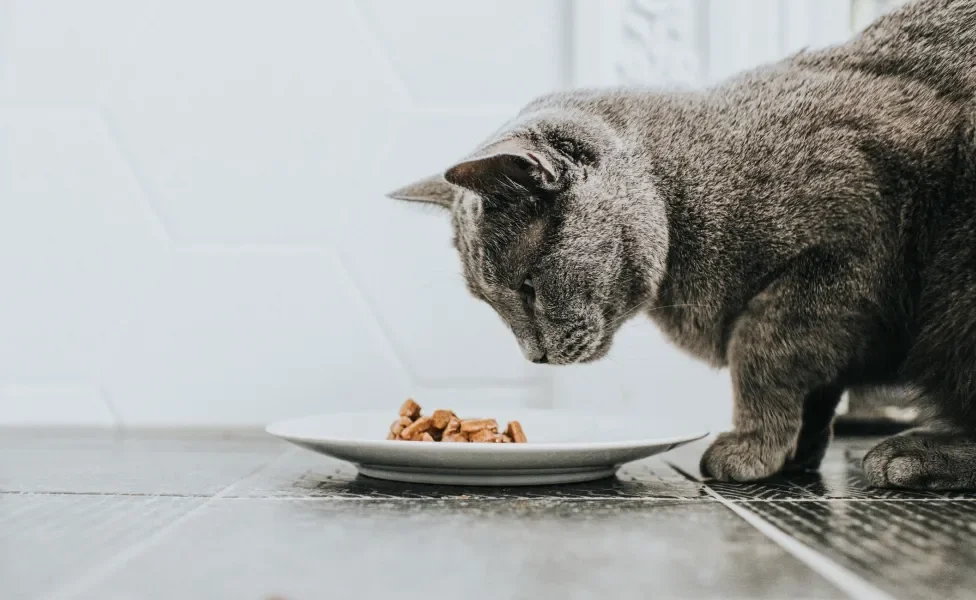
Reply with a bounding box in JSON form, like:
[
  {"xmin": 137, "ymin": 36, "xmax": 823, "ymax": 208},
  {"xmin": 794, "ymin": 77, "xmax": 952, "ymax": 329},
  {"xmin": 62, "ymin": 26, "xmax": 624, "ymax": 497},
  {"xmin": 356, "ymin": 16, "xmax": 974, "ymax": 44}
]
[{"xmin": 609, "ymin": 298, "xmax": 655, "ymax": 324}]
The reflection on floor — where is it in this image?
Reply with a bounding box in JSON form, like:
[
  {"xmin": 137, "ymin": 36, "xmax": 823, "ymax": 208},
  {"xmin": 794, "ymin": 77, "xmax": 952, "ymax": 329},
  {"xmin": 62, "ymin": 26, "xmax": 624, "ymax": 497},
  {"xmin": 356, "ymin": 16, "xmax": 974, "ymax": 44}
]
[{"xmin": 2, "ymin": 431, "xmax": 974, "ymax": 600}]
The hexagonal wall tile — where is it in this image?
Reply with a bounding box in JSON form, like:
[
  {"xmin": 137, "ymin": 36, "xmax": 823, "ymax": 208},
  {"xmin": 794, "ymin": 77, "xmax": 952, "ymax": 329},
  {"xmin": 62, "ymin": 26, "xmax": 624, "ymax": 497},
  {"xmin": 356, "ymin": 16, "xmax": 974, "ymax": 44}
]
[
  {"xmin": 339, "ymin": 111, "xmax": 547, "ymax": 384},
  {"xmin": 359, "ymin": 0, "xmax": 569, "ymax": 107},
  {"xmin": 0, "ymin": 107, "xmax": 170, "ymax": 380},
  {"xmin": 102, "ymin": 250, "xmax": 409, "ymax": 426},
  {"xmin": 4, "ymin": 1, "xmax": 404, "ymax": 243}
]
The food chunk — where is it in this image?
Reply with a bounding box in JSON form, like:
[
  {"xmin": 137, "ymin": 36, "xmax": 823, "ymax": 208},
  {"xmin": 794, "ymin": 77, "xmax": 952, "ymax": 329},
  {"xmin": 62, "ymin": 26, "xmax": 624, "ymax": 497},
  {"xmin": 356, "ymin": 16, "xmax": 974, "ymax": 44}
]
[
  {"xmin": 460, "ymin": 419, "xmax": 498, "ymax": 434},
  {"xmin": 443, "ymin": 417, "xmax": 461, "ymax": 436},
  {"xmin": 385, "ymin": 401, "xmax": 526, "ymax": 444},
  {"xmin": 431, "ymin": 409, "xmax": 453, "ymax": 430},
  {"xmin": 504, "ymin": 421, "xmax": 527, "ymax": 443},
  {"xmin": 399, "ymin": 398, "xmax": 422, "ymax": 419},
  {"xmin": 400, "ymin": 416, "xmax": 432, "ymax": 440},
  {"xmin": 467, "ymin": 429, "xmax": 496, "ymax": 443}
]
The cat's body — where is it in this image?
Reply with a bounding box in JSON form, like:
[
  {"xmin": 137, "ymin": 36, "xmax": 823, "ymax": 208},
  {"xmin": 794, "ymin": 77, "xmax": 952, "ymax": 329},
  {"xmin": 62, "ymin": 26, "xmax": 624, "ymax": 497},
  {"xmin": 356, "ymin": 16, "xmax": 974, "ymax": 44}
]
[{"xmin": 390, "ymin": 0, "xmax": 976, "ymax": 489}]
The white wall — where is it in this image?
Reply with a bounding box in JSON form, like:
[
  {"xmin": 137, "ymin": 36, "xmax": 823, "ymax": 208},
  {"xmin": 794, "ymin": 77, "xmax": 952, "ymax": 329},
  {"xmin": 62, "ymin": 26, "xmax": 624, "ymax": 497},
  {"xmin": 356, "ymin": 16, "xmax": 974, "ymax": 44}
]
[
  {"xmin": 0, "ymin": 0, "xmax": 899, "ymax": 430},
  {"xmin": 0, "ymin": 0, "xmax": 568, "ymax": 427}
]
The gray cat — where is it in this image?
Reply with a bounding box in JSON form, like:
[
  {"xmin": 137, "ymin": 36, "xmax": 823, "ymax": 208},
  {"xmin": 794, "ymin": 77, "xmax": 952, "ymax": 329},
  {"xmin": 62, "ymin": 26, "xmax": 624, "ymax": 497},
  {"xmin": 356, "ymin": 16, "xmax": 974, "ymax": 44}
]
[{"xmin": 388, "ymin": 0, "xmax": 976, "ymax": 490}]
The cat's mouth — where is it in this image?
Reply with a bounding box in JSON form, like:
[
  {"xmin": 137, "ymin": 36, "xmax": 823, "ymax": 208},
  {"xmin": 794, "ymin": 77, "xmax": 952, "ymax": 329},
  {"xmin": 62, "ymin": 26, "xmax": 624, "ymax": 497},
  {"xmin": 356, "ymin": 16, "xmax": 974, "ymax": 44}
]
[
  {"xmin": 547, "ymin": 332, "xmax": 613, "ymax": 365},
  {"xmin": 574, "ymin": 335, "xmax": 613, "ymax": 364}
]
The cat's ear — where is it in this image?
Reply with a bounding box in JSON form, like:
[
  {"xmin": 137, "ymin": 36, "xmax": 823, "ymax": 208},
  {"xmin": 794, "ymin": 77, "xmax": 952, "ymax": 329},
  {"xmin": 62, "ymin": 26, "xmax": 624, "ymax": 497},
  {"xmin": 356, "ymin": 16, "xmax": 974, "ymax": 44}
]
[
  {"xmin": 386, "ymin": 174, "xmax": 459, "ymax": 210},
  {"xmin": 444, "ymin": 138, "xmax": 559, "ymax": 197}
]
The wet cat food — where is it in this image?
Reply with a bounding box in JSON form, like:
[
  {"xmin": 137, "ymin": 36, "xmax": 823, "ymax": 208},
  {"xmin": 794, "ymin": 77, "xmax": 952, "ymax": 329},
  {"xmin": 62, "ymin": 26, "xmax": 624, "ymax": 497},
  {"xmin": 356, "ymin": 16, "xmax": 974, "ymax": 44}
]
[{"xmin": 387, "ymin": 399, "xmax": 527, "ymax": 443}]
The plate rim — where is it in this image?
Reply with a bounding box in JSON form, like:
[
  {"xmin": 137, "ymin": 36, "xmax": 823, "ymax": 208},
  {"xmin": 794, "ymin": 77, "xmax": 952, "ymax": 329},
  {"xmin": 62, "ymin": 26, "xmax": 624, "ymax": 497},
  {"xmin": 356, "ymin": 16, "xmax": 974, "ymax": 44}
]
[{"xmin": 265, "ymin": 409, "xmax": 709, "ymax": 453}]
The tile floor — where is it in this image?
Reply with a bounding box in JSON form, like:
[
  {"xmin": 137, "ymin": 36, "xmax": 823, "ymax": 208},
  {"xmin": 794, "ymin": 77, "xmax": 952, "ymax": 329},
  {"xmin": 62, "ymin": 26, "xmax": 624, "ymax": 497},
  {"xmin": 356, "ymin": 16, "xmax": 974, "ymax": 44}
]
[{"xmin": 2, "ymin": 430, "xmax": 974, "ymax": 600}]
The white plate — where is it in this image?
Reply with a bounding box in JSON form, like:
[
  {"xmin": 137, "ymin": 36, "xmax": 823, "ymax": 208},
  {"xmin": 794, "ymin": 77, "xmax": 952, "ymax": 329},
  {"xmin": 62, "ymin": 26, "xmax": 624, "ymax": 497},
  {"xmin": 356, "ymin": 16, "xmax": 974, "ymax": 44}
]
[{"xmin": 266, "ymin": 409, "xmax": 708, "ymax": 486}]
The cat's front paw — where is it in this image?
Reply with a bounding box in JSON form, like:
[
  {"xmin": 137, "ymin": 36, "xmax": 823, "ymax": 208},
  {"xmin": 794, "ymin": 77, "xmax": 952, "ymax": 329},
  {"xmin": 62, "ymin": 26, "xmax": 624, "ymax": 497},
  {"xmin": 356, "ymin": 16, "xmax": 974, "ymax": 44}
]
[{"xmin": 699, "ymin": 431, "xmax": 791, "ymax": 482}]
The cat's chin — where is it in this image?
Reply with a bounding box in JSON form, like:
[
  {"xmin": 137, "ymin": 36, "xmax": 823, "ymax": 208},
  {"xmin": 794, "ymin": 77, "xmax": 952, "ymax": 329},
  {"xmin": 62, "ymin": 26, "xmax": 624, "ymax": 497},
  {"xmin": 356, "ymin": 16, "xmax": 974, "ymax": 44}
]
[
  {"xmin": 579, "ymin": 337, "xmax": 614, "ymax": 363},
  {"xmin": 548, "ymin": 336, "xmax": 613, "ymax": 366}
]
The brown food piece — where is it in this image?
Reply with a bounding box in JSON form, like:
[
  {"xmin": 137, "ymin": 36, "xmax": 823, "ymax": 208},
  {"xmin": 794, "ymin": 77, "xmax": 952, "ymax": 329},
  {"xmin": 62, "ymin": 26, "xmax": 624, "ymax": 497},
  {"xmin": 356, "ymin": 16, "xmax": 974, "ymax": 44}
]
[
  {"xmin": 467, "ymin": 429, "xmax": 496, "ymax": 443},
  {"xmin": 443, "ymin": 416, "xmax": 461, "ymax": 435},
  {"xmin": 460, "ymin": 419, "xmax": 498, "ymax": 434},
  {"xmin": 505, "ymin": 421, "xmax": 527, "ymax": 443},
  {"xmin": 431, "ymin": 409, "xmax": 453, "ymax": 430},
  {"xmin": 399, "ymin": 398, "xmax": 422, "ymax": 419},
  {"xmin": 388, "ymin": 400, "xmax": 526, "ymax": 443},
  {"xmin": 400, "ymin": 415, "xmax": 432, "ymax": 440},
  {"xmin": 389, "ymin": 417, "xmax": 411, "ymax": 437}
]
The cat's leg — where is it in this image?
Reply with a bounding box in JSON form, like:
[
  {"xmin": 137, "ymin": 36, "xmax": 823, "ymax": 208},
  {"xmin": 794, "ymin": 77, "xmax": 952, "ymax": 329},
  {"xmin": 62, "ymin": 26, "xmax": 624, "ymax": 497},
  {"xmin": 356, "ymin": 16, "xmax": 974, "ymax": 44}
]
[
  {"xmin": 863, "ymin": 423, "xmax": 976, "ymax": 490},
  {"xmin": 700, "ymin": 250, "xmax": 871, "ymax": 482},
  {"xmin": 866, "ymin": 224, "xmax": 976, "ymax": 490},
  {"xmin": 782, "ymin": 385, "xmax": 844, "ymax": 473}
]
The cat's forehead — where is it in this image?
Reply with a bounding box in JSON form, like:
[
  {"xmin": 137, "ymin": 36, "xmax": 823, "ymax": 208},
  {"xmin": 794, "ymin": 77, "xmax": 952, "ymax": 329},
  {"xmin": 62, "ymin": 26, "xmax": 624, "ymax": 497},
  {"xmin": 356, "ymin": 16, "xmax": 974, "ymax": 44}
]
[
  {"xmin": 452, "ymin": 195, "xmax": 521, "ymax": 251},
  {"xmin": 450, "ymin": 197, "xmax": 493, "ymax": 296},
  {"xmin": 453, "ymin": 192, "xmax": 483, "ymax": 230},
  {"xmin": 452, "ymin": 194, "xmax": 550, "ymax": 285},
  {"xmin": 451, "ymin": 198, "xmax": 488, "ymax": 271}
]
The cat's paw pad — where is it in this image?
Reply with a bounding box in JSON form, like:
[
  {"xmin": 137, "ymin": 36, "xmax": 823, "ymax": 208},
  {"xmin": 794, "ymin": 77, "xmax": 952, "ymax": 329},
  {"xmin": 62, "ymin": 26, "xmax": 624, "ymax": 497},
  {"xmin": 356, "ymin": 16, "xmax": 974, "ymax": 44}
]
[
  {"xmin": 699, "ymin": 431, "xmax": 790, "ymax": 482},
  {"xmin": 862, "ymin": 436, "xmax": 939, "ymax": 489}
]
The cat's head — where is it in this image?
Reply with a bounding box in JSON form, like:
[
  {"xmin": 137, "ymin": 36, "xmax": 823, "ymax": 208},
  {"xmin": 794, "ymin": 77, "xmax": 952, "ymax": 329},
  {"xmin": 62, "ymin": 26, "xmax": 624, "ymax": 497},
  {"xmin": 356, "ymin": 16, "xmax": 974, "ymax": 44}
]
[{"xmin": 388, "ymin": 105, "xmax": 668, "ymax": 365}]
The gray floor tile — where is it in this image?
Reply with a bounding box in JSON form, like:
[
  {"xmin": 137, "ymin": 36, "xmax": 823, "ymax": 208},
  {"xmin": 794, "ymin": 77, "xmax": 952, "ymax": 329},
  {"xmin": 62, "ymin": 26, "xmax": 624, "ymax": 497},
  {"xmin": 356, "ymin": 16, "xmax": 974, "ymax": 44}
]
[
  {"xmin": 0, "ymin": 494, "xmax": 203, "ymax": 600},
  {"xmin": 665, "ymin": 438, "xmax": 820, "ymax": 500},
  {"xmin": 743, "ymin": 499, "xmax": 976, "ymax": 600},
  {"xmin": 0, "ymin": 435, "xmax": 286, "ymax": 496},
  {"xmin": 9, "ymin": 430, "xmax": 976, "ymax": 600},
  {"xmin": 667, "ymin": 436, "xmax": 976, "ymax": 501},
  {"xmin": 223, "ymin": 447, "xmax": 709, "ymax": 499},
  {"xmin": 75, "ymin": 498, "xmax": 846, "ymax": 600}
]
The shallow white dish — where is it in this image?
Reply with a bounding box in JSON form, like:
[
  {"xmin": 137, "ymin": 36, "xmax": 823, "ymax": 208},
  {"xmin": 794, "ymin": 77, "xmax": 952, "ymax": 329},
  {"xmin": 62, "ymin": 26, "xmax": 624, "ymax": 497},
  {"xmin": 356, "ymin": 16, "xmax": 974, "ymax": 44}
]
[{"xmin": 266, "ymin": 409, "xmax": 708, "ymax": 486}]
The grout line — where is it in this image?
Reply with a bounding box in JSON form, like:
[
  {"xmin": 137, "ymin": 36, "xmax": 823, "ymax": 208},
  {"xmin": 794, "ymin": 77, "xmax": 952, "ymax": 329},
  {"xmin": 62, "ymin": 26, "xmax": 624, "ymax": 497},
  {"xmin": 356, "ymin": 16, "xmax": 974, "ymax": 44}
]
[
  {"xmin": 0, "ymin": 490, "xmax": 211, "ymax": 498},
  {"xmin": 343, "ymin": 0, "xmax": 412, "ymax": 105},
  {"xmin": 90, "ymin": 381, "xmax": 123, "ymax": 432},
  {"xmin": 42, "ymin": 460, "xmax": 274, "ymax": 600},
  {"xmin": 214, "ymin": 495, "xmax": 714, "ymax": 502},
  {"xmin": 207, "ymin": 495, "xmax": 976, "ymax": 503},
  {"xmin": 713, "ymin": 498, "xmax": 895, "ymax": 600},
  {"xmin": 329, "ymin": 250, "xmax": 414, "ymax": 389},
  {"xmin": 5, "ymin": 487, "xmax": 970, "ymax": 503},
  {"xmin": 669, "ymin": 465, "xmax": 895, "ymax": 600},
  {"xmin": 96, "ymin": 107, "xmax": 176, "ymax": 245},
  {"xmin": 722, "ymin": 497, "xmax": 971, "ymax": 503}
]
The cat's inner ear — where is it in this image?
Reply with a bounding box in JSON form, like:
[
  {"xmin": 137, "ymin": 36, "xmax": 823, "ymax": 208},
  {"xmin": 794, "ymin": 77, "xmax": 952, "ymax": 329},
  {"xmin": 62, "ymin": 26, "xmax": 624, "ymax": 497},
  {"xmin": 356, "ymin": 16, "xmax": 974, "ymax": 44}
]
[
  {"xmin": 444, "ymin": 138, "xmax": 559, "ymax": 197},
  {"xmin": 386, "ymin": 174, "xmax": 459, "ymax": 209}
]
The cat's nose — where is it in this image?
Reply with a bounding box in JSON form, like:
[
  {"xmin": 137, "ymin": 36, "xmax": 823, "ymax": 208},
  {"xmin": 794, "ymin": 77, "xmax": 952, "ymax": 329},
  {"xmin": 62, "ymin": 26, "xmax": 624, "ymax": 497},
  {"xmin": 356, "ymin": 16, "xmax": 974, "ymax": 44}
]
[{"xmin": 532, "ymin": 353, "xmax": 549, "ymax": 364}]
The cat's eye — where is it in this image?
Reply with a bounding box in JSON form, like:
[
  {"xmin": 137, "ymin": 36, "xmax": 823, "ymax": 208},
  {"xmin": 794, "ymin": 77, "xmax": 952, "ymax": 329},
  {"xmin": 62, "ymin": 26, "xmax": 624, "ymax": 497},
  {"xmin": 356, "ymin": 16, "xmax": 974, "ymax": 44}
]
[{"xmin": 519, "ymin": 276, "xmax": 536, "ymax": 306}]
